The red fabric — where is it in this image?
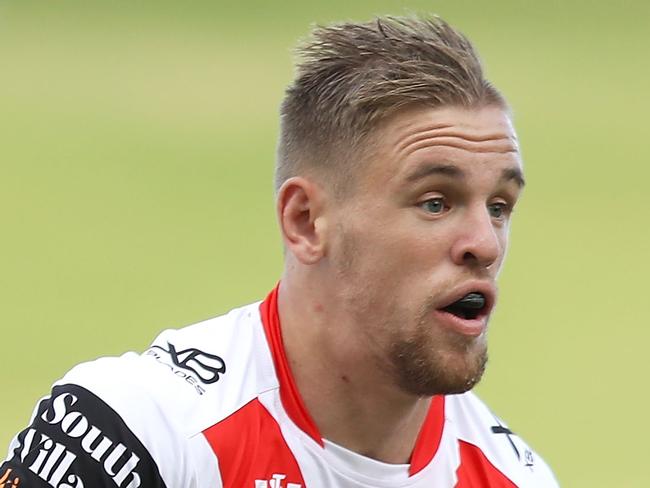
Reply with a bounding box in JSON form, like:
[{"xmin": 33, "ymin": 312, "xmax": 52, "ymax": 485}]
[
  {"xmin": 409, "ymin": 395, "xmax": 446, "ymax": 476},
  {"xmin": 261, "ymin": 284, "xmax": 448, "ymax": 476},
  {"xmin": 259, "ymin": 284, "xmax": 324, "ymax": 446},
  {"xmin": 203, "ymin": 398, "xmax": 306, "ymax": 488},
  {"xmin": 455, "ymin": 441, "xmax": 518, "ymax": 487}
]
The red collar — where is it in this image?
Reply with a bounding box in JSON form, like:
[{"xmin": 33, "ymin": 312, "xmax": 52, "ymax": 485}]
[{"xmin": 259, "ymin": 284, "xmax": 445, "ymax": 476}]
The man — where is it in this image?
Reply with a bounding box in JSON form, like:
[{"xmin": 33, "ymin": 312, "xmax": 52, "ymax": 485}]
[{"xmin": 2, "ymin": 15, "xmax": 558, "ymax": 487}]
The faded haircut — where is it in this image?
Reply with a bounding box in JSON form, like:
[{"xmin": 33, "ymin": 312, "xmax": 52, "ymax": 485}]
[{"xmin": 275, "ymin": 15, "xmax": 508, "ymax": 195}]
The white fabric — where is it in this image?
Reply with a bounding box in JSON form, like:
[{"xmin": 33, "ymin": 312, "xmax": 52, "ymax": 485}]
[{"xmin": 12, "ymin": 300, "xmax": 558, "ymax": 487}]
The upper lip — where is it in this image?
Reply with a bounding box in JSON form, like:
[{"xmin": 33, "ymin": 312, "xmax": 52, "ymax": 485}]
[{"xmin": 436, "ymin": 281, "xmax": 497, "ymax": 317}]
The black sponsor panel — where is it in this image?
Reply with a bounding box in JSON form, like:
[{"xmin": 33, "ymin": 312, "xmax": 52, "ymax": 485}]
[{"xmin": 1, "ymin": 384, "xmax": 167, "ymax": 488}]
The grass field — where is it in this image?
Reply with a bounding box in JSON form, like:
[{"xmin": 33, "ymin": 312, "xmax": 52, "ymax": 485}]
[{"xmin": 2, "ymin": 1, "xmax": 649, "ymax": 486}]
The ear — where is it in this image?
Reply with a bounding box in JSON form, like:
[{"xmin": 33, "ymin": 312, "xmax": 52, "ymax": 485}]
[{"xmin": 276, "ymin": 176, "xmax": 328, "ymax": 265}]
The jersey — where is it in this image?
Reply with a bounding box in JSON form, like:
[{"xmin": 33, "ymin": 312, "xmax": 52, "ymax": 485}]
[{"xmin": 2, "ymin": 286, "xmax": 559, "ymax": 487}]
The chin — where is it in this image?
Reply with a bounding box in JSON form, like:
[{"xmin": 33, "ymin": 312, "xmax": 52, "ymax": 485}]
[{"xmin": 390, "ymin": 339, "xmax": 488, "ymax": 397}]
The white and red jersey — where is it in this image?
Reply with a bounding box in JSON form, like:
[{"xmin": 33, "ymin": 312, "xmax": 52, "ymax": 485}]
[{"xmin": 3, "ymin": 287, "xmax": 558, "ymax": 487}]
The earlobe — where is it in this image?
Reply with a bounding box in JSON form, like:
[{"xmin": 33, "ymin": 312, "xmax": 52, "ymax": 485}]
[{"xmin": 277, "ymin": 177, "xmax": 327, "ymax": 265}]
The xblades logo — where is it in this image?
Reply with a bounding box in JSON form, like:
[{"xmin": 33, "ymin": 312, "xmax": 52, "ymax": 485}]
[{"xmin": 149, "ymin": 342, "xmax": 226, "ymax": 384}]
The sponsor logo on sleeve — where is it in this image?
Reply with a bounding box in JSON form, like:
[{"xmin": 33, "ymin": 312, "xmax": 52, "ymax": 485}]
[
  {"xmin": 144, "ymin": 342, "xmax": 226, "ymax": 395},
  {"xmin": 0, "ymin": 468, "xmax": 21, "ymax": 487},
  {"xmin": 8, "ymin": 385, "xmax": 167, "ymax": 488}
]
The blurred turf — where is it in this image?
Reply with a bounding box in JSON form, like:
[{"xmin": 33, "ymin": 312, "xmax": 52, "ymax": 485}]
[{"xmin": 1, "ymin": 1, "xmax": 648, "ymax": 486}]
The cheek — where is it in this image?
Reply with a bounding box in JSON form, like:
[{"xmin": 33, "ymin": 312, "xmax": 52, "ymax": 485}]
[
  {"xmin": 330, "ymin": 204, "xmax": 452, "ymax": 292},
  {"xmin": 339, "ymin": 226, "xmax": 447, "ymax": 309},
  {"xmin": 331, "ymin": 222, "xmax": 402, "ymax": 298},
  {"xmin": 493, "ymin": 238, "xmax": 509, "ymax": 276},
  {"xmin": 495, "ymin": 226, "xmax": 510, "ymax": 263},
  {"xmin": 345, "ymin": 224, "xmax": 431, "ymax": 276}
]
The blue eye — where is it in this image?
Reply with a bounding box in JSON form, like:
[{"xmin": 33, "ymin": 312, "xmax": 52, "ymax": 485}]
[
  {"xmin": 488, "ymin": 203, "xmax": 508, "ymax": 219},
  {"xmin": 421, "ymin": 198, "xmax": 446, "ymax": 214}
]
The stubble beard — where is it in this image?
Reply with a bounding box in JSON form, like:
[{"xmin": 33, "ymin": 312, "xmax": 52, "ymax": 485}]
[
  {"xmin": 388, "ymin": 303, "xmax": 489, "ymax": 397},
  {"xmin": 333, "ymin": 225, "xmax": 488, "ymax": 398}
]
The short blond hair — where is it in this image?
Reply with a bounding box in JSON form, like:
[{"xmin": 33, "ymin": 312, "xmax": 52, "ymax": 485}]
[{"xmin": 276, "ymin": 15, "xmax": 507, "ymax": 195}]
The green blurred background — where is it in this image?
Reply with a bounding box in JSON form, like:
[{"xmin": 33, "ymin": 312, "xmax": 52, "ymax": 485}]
[{"xmin": 1, "ymin": 1, "xmax": 648, "ymax": 486}]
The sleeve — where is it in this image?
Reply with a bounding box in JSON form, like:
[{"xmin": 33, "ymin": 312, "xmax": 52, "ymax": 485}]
[
  {"xmin": 1, "ymin": 352, "xmax": 223, "ymax": 488},
  {"xmin": 1, "ymin": 383, "xmax": 167, "ymax": 488}
]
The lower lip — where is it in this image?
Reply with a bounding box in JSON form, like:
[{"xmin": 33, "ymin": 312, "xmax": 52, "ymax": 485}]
[{"xmin": 432, "ymin": 310, "xmax": 487, "ymax": 337}]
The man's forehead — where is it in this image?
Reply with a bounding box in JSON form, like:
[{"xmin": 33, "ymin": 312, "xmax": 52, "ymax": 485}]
[
  {"xmin": 352, "ymin": 105, "xmax": 524, "ymax": 191},
  {"xmin": 386, "ymin": 105, "xmax": 520, "ymax": 155},
  {"xmin": 338, "ymin": 106, "xmax": 521, "ymax": 195}
]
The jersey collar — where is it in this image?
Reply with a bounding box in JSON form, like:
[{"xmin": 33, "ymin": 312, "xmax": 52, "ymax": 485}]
[{"xmin": 259, "ymin": 283, "xmax": 446, "ymax": 476}]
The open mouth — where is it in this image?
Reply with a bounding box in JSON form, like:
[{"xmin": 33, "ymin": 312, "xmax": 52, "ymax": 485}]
[{"xmin": 441, "ymin": 292, "xmax": 486, "ymax": 320}]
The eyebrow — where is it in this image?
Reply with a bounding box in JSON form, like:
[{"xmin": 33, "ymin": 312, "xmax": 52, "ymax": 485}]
[
  {"xmin": 502, "ymin": 167, "xmax": 526, "ymax": 188},
  {"xmin": 405, "ymin": 163, "xmax": 526, "ymax": 188},
  {"xmin": 405, "ymin": 163, "xmax": 464, "ymax": 182}
]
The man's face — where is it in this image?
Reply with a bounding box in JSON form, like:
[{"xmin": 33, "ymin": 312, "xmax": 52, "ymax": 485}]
[{"xmin": 326, "ymin": 105, "xmax": 523, "ymax": 397}]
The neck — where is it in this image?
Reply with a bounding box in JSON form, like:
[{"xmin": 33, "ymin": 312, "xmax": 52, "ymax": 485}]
[{"xmin": 277, "ymin": 277, "xmax": 432, "ymax": 464}]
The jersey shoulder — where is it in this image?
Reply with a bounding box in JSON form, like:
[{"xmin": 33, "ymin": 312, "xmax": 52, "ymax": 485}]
[
  {"xmin": 2, "ymin": 300, "xmax": 277, "ymax": 488},
  {"xmin": 446, "ymin": 391, "xmax": 559, "ymax": 487},
  {"xmin": 65, "ymin": 300, "xmax": 276, "ymax": 435}
]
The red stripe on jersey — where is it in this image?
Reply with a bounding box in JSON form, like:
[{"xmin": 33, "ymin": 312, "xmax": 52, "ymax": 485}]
[
  {"xmin": 408, "ymin": 395, "xmax": 445, "ymax": 476},
  {"xmin": 203, "ymin": 398, "xmax": 307, "ymax": 488},
  {"xmin": 455, "ymin": 440, "xmax": 517, "ymax": 487},
  {"xmin": 260, "ymin": 285, "xmax": 324, "ymax": 446},
  {"xmin": 261, "ymin": 284, "xmax": 448, "ymax": 477}
]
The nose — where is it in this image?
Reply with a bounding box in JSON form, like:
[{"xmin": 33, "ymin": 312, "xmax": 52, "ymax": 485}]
[{"xmin": 450, "ymin": 207, "xmax": 503, "ymax": 270}]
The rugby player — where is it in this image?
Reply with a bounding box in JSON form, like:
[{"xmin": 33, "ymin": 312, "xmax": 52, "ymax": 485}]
[{"xmin": 2, "ymin": 15, "xmax": 558, "ymax": 487}]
